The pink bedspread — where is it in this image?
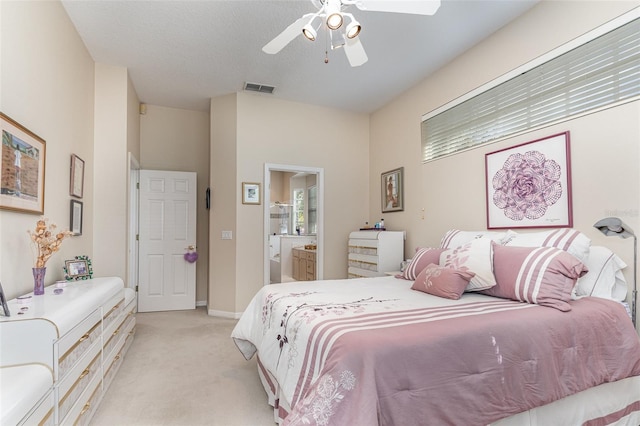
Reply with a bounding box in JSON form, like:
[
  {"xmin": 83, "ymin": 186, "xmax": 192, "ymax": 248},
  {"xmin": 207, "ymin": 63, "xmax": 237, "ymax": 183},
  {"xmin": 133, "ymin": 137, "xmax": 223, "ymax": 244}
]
[{"xmin": 231, "ymin": 276, "xmax": 640, "ymax": 426}]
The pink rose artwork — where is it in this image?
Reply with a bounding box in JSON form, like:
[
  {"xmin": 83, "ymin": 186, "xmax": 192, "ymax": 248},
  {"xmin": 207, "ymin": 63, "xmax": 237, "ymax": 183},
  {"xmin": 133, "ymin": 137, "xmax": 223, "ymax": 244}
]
[{"xmin": 492, "ymin": 150, "xmax": 562, "ymax": 221}]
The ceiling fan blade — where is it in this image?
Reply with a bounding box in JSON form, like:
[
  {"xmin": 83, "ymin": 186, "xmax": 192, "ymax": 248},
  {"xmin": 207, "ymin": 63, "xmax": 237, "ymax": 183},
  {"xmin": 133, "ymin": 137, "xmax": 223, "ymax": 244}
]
[
  {"xmin": 262, "ymin": 13, "xmax": 316, "ymax": 55},
  {"xmin": 353, "ymin": 0, "xmax": 441, "ymax": 15},
  {"xmin": 344, "ymin": 37, "xmax": 368, "ymax": 67}
]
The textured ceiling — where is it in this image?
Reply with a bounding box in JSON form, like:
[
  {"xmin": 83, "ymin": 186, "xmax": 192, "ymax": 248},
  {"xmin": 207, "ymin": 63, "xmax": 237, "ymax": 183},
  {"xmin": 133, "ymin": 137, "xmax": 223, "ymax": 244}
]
[{"xmin": 61, "ymin": 0, "xmax": 539, "ymax": 114}]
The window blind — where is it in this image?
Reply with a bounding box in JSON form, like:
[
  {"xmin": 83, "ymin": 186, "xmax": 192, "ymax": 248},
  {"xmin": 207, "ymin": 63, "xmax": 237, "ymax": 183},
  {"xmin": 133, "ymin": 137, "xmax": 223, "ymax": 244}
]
[{"xmin": 421, "ymin": 16, "xmax": 640, "ymax": 163}]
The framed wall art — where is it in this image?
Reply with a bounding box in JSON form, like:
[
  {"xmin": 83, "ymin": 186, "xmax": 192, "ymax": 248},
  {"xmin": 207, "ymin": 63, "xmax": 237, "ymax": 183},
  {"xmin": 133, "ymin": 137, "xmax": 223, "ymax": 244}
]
[
  {"xmin": 242, "ymin": 182, "xmax": 261, "ymax": 205},
  {"xmin": 70, "ymin": 199, "xmax": 83, "ymax": 235},
  {"xmin": 485, "ymin": 132, "xmax": 572, "ymax": 229},
  {"xmin": 0, "ymin": 112, "xmax": 46, "ymax": 214},
  {"xmin": 381, "ymin": 167, "xmax": 404, "ymax": 213},
  {"xmin": 70, "ymin": 154, "xmax": 84, "ymax": 198}
]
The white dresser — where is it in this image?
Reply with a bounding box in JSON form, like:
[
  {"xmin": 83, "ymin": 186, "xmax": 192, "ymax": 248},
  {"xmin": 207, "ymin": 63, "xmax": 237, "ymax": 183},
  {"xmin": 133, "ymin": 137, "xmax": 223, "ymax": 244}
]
[
  {"xmin": 0, "ymin": 277, "xmax": 136, "ymax": 425},
  {"xmin": 348, "ymin": 231, "xmax": 404, "ymax": 278}
]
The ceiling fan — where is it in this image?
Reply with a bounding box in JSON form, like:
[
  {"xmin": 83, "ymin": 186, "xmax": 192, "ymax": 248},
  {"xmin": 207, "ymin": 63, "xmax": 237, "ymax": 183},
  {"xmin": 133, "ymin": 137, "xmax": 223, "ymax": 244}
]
[{"xmin": 262, "ymin": 0, "xmax": 441, "ymax": 67}]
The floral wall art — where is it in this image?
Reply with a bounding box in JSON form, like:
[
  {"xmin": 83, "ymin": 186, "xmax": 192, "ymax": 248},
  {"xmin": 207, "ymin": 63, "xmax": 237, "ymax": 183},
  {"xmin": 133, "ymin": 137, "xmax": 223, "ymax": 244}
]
[{"xmin": 485, "ymin": 132, "xmax": 572, "ymax": 229}]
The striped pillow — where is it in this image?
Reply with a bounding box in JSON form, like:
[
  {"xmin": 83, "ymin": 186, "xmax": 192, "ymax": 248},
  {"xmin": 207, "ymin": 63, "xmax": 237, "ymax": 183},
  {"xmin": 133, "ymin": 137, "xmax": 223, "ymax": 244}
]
[
  {"xmin": 482, "ymin": 242, "xmax": 588, "ymax": 311},
  {"xmin": 397, "ymin": 247, "xmax": 445, "ymax": 280},
  {"xmin": 504, "ymin": 229, "xmax": 591, "ymax": 263},
  {"xmin": 440, "ymin": 229, "xmax": 515, "ymax": 249}
]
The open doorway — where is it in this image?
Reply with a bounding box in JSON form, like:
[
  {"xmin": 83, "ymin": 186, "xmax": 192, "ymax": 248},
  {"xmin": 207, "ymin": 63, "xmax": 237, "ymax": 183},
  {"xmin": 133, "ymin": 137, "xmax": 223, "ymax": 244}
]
[{"xmin": 264, "ymin": 163, "xmax": 324, "ymax": 286}]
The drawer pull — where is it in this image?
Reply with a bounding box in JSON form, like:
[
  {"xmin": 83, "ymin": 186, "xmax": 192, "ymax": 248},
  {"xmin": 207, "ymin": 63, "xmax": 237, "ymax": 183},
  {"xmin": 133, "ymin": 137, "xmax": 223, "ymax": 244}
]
[
  {"xmin": 114, "ymin": 355, "xmax": 121, "ymax": 361},
  {"xmin": 79, "ymin": 368, "xmax": 90, "ymax": 379},
  {"xmin": 113, "ymin": 328, "xmax": 120, "ymax": 336},
  {"xmin": 79, "ymin": 402, "xmax": 91, "ymax": 416},
  {"xmin": 78, "ymin": 332, "xmax": 90, "ymax": 342},
  {"xmin": 105, "ymin": 304, "xmax": 120, "ymax": 317}
]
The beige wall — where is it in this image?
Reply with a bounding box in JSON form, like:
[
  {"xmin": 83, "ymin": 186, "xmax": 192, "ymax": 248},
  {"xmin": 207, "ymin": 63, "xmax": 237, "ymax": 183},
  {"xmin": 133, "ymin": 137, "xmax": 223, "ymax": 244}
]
[
  {"xmin": 93, "ymin": 64, "xmax": 130, "ymax": 282},
  {"xmin": 0, "ymin": 0, "xmax": 95, "ymax": 299},
  {"xmin": 139, "ymin": 104, "xmax": 210, "ymax": 303},
  {"xmin": 209, "ymin": 94, "xmax": 238, "ymax": 315},
  {"xmin": 370, "ymin": 1, "xmax": 640, "ymax": 324},
  {"xmin": 209, "ymin": 92, "xmax": 370, "ymax": 315}
]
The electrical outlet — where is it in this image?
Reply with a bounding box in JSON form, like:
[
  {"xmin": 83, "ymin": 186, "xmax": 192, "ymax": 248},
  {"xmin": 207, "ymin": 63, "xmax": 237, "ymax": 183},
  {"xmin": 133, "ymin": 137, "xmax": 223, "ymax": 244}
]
[{"xmin": 221, "ymin": 231, "xmax": 232, "ymax": 240}]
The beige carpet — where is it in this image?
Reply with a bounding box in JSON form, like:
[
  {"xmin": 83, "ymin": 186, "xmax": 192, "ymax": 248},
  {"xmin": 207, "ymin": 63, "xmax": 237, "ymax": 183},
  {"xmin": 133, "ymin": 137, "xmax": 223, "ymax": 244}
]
[{"xmin": 91, "ymin": 307, "xmax": 275, "ymax": 426}]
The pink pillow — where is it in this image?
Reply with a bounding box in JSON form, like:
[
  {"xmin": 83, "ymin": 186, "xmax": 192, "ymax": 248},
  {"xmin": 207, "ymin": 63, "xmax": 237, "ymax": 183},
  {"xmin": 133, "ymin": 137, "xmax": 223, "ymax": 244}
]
[
  {"xmin": 397, "ymin": 247, "xmax": 445, "ymax": 280},
  {"xmin": 411, "ymin": 264, "xmax": 475, "ymax": 300},
  {"xmin": 482, "ymin": 242, "xmax": 588, "ymax": 311}
]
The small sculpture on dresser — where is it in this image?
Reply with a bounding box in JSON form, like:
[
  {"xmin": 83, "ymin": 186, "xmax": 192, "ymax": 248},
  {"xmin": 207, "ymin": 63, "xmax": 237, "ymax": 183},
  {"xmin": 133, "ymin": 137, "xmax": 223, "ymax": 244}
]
[{"xmin": 27, "ymin": 217, "xmax": 72, "ymax": 295}]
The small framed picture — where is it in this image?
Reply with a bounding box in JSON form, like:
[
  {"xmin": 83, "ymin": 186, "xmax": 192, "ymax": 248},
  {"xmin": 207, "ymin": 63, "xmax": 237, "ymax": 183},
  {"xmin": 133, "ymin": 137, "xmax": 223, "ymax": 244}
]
[
  {"xmin": 70, "ymin": 154, "xmax": 84, "ymax": 198},
  {"xmin": 381, "ymin": 167, "xmax": 404, "ymax": 213},
  {"xmin": 70, "ymin": 199, "xmax": 83, "ymax": 235},
  {"xmin": 64, "ymin": 256, "xmax": 93, "ymax": 280},
  {"xmin": 0, "ymin": 281, "xmax": 10, "ymax": 317},
  {"xmin": 242, "ymin": 182, "xmax": 261, "ymax": 205}
]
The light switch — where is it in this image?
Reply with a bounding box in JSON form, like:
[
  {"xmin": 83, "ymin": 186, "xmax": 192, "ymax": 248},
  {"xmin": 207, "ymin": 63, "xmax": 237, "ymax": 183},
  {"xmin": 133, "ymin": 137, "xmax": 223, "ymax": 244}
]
[{"xmin": 221, "ymin": 231, "xmax": 233, "ymax": 240}]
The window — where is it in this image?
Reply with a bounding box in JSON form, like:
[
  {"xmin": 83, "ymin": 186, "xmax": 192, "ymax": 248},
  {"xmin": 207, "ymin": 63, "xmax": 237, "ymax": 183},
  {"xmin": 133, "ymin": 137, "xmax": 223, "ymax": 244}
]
[
  {"xmin": 307, "ymin": 185, "xmax": 317, "ymax": 235},
  {"xmin": 293, "ymin": 188, "xmax": 304, "ymax": 233},
  {"xmin": 421, "ymin": 15, "xmax": 640, "ymax": 162}
]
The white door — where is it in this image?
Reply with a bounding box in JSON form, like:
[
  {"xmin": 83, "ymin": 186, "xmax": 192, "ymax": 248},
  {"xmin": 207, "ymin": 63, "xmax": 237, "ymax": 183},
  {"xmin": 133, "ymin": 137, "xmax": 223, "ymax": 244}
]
[{"xmin": 138, "ymin": 170, "xmax": 197, "ymax": 312}]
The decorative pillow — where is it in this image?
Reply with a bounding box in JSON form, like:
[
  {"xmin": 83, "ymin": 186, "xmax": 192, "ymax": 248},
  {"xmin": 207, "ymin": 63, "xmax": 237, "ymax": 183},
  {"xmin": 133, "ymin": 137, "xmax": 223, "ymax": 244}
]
[
  {"xmin": 573, "ymin": 246, "xmax": 627, "ymax": 301},
  {"xmin": 396, "ymin": 247, "xmax": 445, "ymax": 280},
  {"xmin": 504, "ymin": 229, "xmax": 591, "ymax": 263},
  {"xmin": 439, "ymin": 237, "xmax": 496, "ymax": 291},
  {"xmin": 482, "ymin": 242, "xmax": 588, "ymax": 311},
  {"xmin": 440, "ymin": 229, "xmax": 516, "ymax": 249},
  {"xmin": 411, "ymin": 264, "xmax": 475, "ymax": 300}
]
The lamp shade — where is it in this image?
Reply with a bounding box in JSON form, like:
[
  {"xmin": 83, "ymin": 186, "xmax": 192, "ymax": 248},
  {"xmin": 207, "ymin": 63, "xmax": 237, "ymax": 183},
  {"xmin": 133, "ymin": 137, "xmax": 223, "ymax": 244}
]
[{"xmin": 593, "ymin": 217, "xmax": 635, "ymax": 239}]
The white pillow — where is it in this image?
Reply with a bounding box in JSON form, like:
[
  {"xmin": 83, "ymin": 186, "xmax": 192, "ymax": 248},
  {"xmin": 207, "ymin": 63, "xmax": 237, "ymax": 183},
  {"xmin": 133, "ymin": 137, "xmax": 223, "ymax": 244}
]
[
  {"xmin": 440, "ymin": 237, "xmax": 496, "ymax": 292},
  {"xmin": 504, "ymin": 229, "xmax": 591, "ymax": 263},
  {"xmin": 573, "ymin": 246, "xmax": 627, "ymax": 301},
  {"xmin": 440, "ymin": 229, "xmax": 516, "ymax": 249}
]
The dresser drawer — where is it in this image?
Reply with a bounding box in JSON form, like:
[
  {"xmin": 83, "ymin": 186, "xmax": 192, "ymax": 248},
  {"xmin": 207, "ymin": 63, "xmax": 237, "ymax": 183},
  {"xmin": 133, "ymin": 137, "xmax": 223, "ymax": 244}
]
[
  {"xmin": 104, "ymin": 318, "xmax": 135, "ymax": 390},
  {"xmin": 60, "ymin": 374, "xmax": 102, "ymax": 426},
  {"xmin": 57, "ymin": 310, "xmax": 102, "ymax": 380},
  {"xmin": 349, "ymin": 238, "xmax": 380, "ymax": 251},
  {"xmin": 348, "ymin": 253, "xmax": 380, "ymax": 272},
  {"xmin": 103, "ymin": 295, "xmax": 125, "ymax": 331},
  {"xmin": 348, "ymin": 266, "xmax": 384, "ymax": 278},
  {"xmin": 104, "ymin": 307, "xmax": 135, "ymax": 359},
  {"xmin": 57, "ymin": 349, "xmax": 101, "ymax": 422}
]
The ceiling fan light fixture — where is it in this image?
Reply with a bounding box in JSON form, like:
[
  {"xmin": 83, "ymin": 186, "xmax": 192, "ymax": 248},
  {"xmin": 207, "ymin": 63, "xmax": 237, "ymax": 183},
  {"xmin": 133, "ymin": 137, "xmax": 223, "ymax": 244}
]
[
  {"xmin": 325, "ymin": 0, "xmax": 343, "ymax": 30},
  {"xmin": 326, "ymin": 12, "xmax": 343, "ymax": 30},
  {"xmin": 345, "ymin": 16, "xmax": 361, "ymax": 39},
  {"xmin": 302, "ymin": 24, "xmax": 317, "ymax": 41}
]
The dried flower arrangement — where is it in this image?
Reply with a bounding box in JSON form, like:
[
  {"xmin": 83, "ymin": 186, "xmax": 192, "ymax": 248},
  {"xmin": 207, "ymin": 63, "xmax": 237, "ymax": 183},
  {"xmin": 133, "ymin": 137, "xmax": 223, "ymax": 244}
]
[{"xmin": 28, "ymin": 218, "xmax": 73, "ymax": 268}]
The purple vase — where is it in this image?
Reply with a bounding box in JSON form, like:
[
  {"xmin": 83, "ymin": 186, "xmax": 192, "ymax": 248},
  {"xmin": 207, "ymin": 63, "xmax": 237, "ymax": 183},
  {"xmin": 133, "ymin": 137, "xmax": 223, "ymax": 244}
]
[{"xmin": 33, "ymin": 267, "xmax": 46, "ymax": 295}]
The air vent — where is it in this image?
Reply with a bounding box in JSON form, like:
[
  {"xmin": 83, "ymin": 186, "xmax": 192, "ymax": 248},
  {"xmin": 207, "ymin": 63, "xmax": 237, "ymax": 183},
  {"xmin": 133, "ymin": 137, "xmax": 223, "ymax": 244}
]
[{"xmin": 244, "ymin": 82, "xmax": 275, "ymax": 94}]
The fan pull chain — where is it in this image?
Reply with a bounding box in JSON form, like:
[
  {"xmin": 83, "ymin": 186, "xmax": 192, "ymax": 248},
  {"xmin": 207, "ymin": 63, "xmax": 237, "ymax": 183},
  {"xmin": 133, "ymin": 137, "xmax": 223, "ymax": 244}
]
[{"xmin": 324, "ymin": 22, "xmax": 329, "ymax": 63}]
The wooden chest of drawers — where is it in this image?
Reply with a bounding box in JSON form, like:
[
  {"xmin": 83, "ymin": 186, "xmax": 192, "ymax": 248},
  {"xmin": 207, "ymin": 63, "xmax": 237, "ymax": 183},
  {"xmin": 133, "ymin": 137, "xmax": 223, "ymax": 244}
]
[{"xmin": 292, "ymin": 248, "xmax": 316, "ymax": 281}]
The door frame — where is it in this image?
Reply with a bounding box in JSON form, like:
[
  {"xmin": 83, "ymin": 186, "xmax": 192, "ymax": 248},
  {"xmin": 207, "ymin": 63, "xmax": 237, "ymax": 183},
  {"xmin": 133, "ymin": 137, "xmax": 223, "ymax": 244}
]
[
  {"xmin": 264, "ymin": 163, "xmax": 324, "ymax": 286},
  {"xmin": 127, "ymin": 152, "xmax": 140, "ymax": 292}
]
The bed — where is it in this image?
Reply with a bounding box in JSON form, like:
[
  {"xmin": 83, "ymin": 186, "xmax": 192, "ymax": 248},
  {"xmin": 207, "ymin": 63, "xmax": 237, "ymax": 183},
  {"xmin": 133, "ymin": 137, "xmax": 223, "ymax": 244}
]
[{"xmin": 232, "ymin": 229, "xmax": 640, "ymax": 425}]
